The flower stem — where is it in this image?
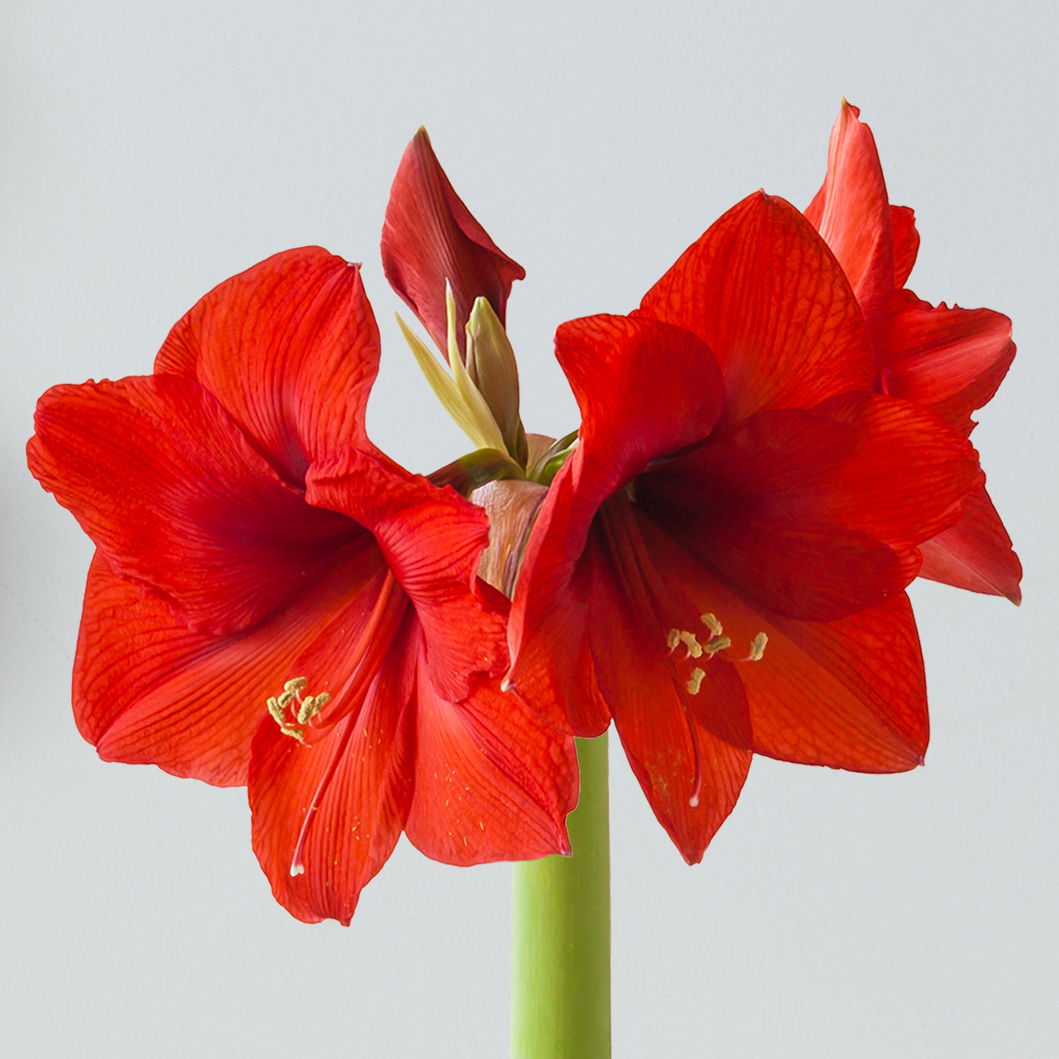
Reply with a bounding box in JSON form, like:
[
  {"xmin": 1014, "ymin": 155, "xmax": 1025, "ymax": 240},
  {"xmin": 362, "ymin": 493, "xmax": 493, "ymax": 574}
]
[{"xmin": 511, "ymin": 735, "xmax": 611, "ymax": 1057}]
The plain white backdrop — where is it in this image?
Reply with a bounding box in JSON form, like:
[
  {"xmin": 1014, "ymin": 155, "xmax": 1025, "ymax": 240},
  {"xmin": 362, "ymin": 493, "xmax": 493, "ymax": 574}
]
[{"xmin": 3, "ymin": 2, "xmax": 1055, "ymax": 1055}]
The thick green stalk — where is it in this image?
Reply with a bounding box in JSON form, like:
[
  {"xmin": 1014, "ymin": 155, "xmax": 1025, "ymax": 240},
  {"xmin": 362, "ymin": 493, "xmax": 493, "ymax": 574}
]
[{"xmin": 510, "ymin": 735, "xmax": 611, "ymax": 1058}]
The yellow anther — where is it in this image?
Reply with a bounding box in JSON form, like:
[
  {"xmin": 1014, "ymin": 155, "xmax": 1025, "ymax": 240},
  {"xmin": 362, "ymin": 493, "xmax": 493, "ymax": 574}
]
[
  {"xmin": 266, "ymin": 697, "xmax": 285, "ymax": 726},
  {"xmin": 666, "ymin": 629, "xmax": 681, "ymax": 650},
  {"xmin": 686, "ymin": 667, "xmax": 706, "ymax": 695},
  {"xmin": 704, "ymin": 635, "xmax": 732, "ymax": 655},
  {"xmin": 297, "ymin": 691, "xmax": 331, "ymax": 725},
  {"xmin": 678, "ymin": 630, "xmax": 704, "ymax": 658},
  {"xmin": 747, "ymin": 632, "xmax": 768, "ymax": 661},
  {"xmin": 284, "ymin": 678, "xmax": 308, "ymax": 693},
  {"xmin": 700, "ymin": 613, "xmax": 724, "ymax": 637}
]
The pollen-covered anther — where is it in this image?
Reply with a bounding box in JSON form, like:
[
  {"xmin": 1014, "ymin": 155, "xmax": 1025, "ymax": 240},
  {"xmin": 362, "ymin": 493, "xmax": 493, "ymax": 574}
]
[
  {"xmin": 686, "ymin": 667, "xmax": 706, "ymax": 695},
  {"xmin": 747, "ymin": 632, "xmax": 768, "ymax": 662},
  {"xmin": 266, "ymin": 677, "xmax": 330, "ymax": 743}
]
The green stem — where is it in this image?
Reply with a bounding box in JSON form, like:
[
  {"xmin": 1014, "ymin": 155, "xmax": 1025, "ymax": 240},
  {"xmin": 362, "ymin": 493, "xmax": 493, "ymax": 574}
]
[{"xmin": 511, "ymin": 735, "xmax": 611, "ymax": 1058}]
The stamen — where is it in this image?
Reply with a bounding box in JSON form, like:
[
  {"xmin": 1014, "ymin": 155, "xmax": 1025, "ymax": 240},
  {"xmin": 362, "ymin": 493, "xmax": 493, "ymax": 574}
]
[
  {"xmin": 266, "ymin": 677, "xmax": 330, "ymax": 744},
  {"xmin": 686, "ymin": 667, "xmax": 705, "ymax": 695},
  {"xmin": 678, "ymin": 630, "xmax": 704, "ymax": 658},
  {"xmin": 297, "ymin": 692, "xmax": 331, "ymax": 725},
  {"xmin": 665, "ymin": 613, "xmax": 768, "ymax": 806},
  {"xmin": 747, "ymin": 632, "xmax": 768, "ymax": 661}
]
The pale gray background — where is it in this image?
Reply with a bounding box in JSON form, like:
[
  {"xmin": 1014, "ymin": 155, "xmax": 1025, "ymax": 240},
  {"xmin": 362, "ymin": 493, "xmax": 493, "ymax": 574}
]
[{"xmin": 3, "ymin": 2, "xmax": 1055, "ymax": 1056}]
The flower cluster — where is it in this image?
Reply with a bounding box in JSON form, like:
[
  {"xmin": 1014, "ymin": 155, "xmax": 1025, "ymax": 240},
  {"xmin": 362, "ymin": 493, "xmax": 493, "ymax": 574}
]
[{"xmin": 29, "ymin": 105, "xmax": 1019, "ymax": 921}]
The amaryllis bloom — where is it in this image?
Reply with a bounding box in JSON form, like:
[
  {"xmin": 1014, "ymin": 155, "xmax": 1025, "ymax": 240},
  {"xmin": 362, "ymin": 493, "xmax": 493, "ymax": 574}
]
[
  {"xmin": 806, "ymin": 102, "xmax": 1021, "ymax": 602},
  {"xmin": 508, "ymin": 193, "xmax": 983, "ymax": 860},
  {"xmin": 28, "ymin": 248, "xmax": 575, "ymax": 924}
]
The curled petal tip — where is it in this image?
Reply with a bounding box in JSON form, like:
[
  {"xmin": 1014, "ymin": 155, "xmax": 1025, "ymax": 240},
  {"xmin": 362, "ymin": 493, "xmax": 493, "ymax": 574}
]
[{"xmin": 382, "ymin": 128, "xmax": 524, "ymax": 358}]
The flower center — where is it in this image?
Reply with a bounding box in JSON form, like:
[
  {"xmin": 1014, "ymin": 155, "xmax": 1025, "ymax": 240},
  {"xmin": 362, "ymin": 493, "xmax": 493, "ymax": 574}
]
[
  {"xmin": 667, "ymin": 613, "xmax": 767, "ymax": 697},
  {"xmin": 665, "ymin": 613, "xmax": 767, "ymax": 807},
  {"xmin": 260, "ymin": 572, "xmax": 410, "ymax": 878}
]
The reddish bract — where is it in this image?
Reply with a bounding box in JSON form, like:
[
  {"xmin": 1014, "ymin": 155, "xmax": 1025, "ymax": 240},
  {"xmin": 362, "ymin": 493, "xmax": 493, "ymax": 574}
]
[
  {"xmin": 28, "ymin": 248, "xmax": 575, "ymax": 924},
  {"xmin": 509, "ymin": 194, "xmax": 984, "ymax": 862},
  {"xmin": 805, "ymin": 102, "xmax": 1021, "ymax": 602}
]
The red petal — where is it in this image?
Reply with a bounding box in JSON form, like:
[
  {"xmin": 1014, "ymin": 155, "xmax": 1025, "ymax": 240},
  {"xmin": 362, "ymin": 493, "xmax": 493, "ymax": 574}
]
[
  {"xmin": 155, "ymin": 247, "xmax": 378, "ymax": 484},
  {"xmin": 404, "ymin": 654, "xmax": 577, "ymax": 865},
  {"xmin": 804, "ymin": 100, "xmax": 896, "ymax": 321},
  {"xmin": 638, "ymin": 191, "xmax": 873, "ymax": 423},
  {"xmin": 308, "ymin": 449, "xmax": 507, "ymax": 703},
  {"xmin": 877, "ymin": 293, "xmax": 1016, "ymax": 432},
  {"xmin": 249, "ymin": 637, "xmax": 416, "ymax": 925},
  {"xmin": 627, "ymin": 517, "xmax": 927, "ymax": 771},
  {"xmin": 633, "ymin": 511, "xmax": 928, "ymax": 770},
  {"xmin": 381, "ymin": 128, "xmax": 525, "ymax": 356},
  {"xmin": 890, "ymin": 205, "xmax": 920, "ymax": 287},
  {"xmin": 556, "ymin": 313, "xmax": 726, "ymax": 482},
  {"xmin": 583, "ymin": 517, "xmax": 752, "ymax": 862},
  {"xmin": 29, "ymin": 376, "xmax": 357, "ymax": 637},
  {"xmin": 638, "ymin": 394, "xmax": 982, "ymax": 620},
  {"xmin": 83, "ymin": 541, "xmax": 388, "ymax": 786},
  {"xmin": 506, "ymin": 503, "xmax": 610, "ymax": 736},
  {"xmin": 613, "ymin": 692, "xmax": 751, "ymax": 865},
  {"xmin": 918, "ymin": 485, "xmax": 1022, "ymax": 603},
  {"xmin": 509, "ymin": 314, "xmax": 728, "ymax": 725},
  {"xmin": 694, "ymin": 563, "xmax": 927, "ymax": 769},
  {"xmin": 810, "ymin": 392, "xmax": 984, "ymax": 544}
]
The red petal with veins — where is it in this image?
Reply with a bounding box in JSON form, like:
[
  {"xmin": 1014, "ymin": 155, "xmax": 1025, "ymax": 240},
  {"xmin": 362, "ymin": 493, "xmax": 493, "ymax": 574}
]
[
  {"xmin": 918, "ymin": 485, "xmax": 1023, "ymax": 603},
  {"xmin": 803, "ymin": 105, "xmax": 1020, "ymax": 604},
  {"xmin": 584, "ymin": 518, "xmax": 751, "ymax": 862},
  {"xmin": 405, "ymin": 653, "xmax": 577, "ymax": 865},
  {"xmin": 249, "ymin": 627, "xmax": 417, "ymax": 925},
  {"xmin": 155, "ymin": 247, "xmax": 378, "ymax": 484},
  {"xmin": 509, "ymin": 314, "xmax": 726, "ymax": 733},
  {"xmin": 382, "ymin": 128, "xmax": 525, "ymax": 356},
  {"xmin": 637, "ymin": 394, "xmax": 982, "ymax": 620},
  {"xmin": 80, "ymin": 539, "xmax": 386, "ymax": 786},
  {"xmin": 506, "ymin": 509, "xmax": 610, "ymax": 736},
  {"xmin": 308, "ymin": 449, "xmax": 508, "ymax": 704},
  {"xmin": 638, "ymin": 191, "xmax": 873, "ymax": 423},
  {"xmin": 626, "ymin": 518, "xmax": 928, "ymax": 772},
  {"xmin": 557, "ymin": 314, "xmax": 726, "ymax": 477},
  {"xmin": 878, "ymin": 292, "xmax": 1016, "ymax": 433},
  {"xmin": 803, "ymin": 100, "xmax": 896, "ymax": 320},
  {"xmin": 29, "ymin": 376, "xmax": 358, "ymax": 637}
]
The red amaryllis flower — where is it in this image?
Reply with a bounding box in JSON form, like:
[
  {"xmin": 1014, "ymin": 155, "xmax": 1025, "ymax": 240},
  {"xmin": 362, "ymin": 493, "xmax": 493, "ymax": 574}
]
[
  {"xmin": 28, "ymin": 247, "xmax": 575, "ymax": 924},
  {"xmin": 507, "ymin": 193, "xmax": 983, "ymax": 861},
  {"xmin": 805, "ymin": 102, "xmax": 1021, "ymax": 602}
]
